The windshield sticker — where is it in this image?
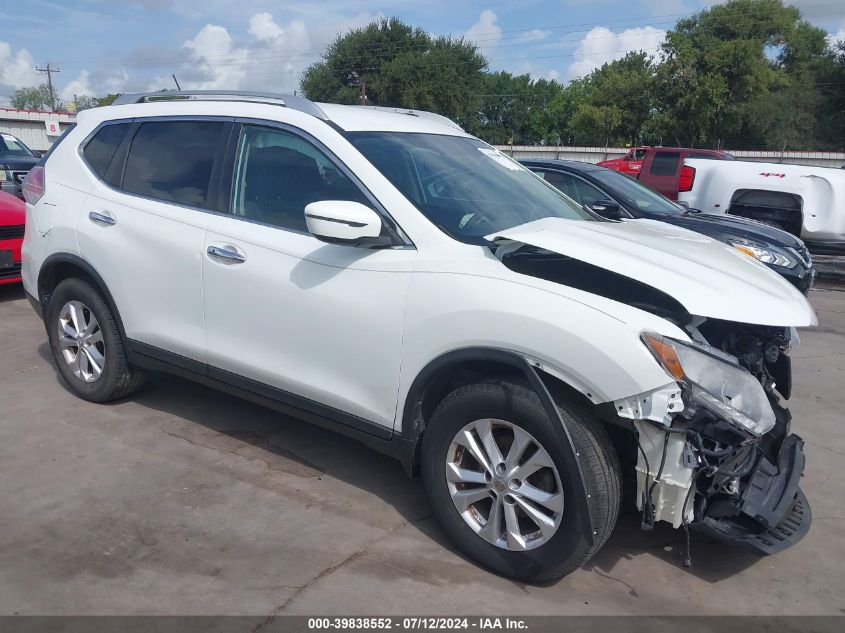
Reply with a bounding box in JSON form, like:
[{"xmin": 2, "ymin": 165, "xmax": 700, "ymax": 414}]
[{"xmin": 477, "ymin": 147, "xmax": 521, "ymax": 171}]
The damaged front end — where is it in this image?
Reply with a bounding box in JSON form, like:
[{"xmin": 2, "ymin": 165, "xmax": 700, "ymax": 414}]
[
  {"xmin": 620, "ymin": 325, "xmax": 810, "ymax": 557},
  {"xmin": 487, "ymin": 219, "xmax": 816, "ymax": 561}
]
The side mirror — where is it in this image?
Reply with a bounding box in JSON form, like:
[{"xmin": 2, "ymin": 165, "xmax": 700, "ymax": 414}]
[
  {"xmin": 304, "ymin": 201, "xmax": 387, "ymax": 247},
  {"xmin": 590, "ymin": 199, "xmax": 624, "ymax": 220}
]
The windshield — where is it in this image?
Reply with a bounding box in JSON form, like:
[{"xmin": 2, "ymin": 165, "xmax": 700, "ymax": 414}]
[
  {"xmin": 347, "ymin": 132, "xmax": 594, "ymax": 243},
  {"xmin": 0, "ymin": 134, "xmax": 36, "ymax": 158},
  {"xmin": 590, "ymin": 168, "xmax": 684, "ymax": 216}
]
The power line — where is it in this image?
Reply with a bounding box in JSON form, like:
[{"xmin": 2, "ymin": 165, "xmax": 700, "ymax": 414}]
[
  {"xmin": 51, "ymin": 2, "xmax": 845, "ymax": 71},
  {"xmin": 35, "ymin": 62, "xmax": 61, "ymax": 111}
]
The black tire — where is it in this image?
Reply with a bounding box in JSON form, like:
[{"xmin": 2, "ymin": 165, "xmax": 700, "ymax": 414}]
[
  {"xmin": 46, "ymin": 277, "xmax": 146, "ymax": 402},
  {"xmin": 421, "ymin": 380, "xmax": 620, "ymax": 582}
]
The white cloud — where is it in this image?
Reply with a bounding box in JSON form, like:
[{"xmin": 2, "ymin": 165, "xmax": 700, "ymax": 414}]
[
  {"xmin": 169, "ymin": 12, "xmax": 313, "ymax": 95},
  {"xmin": 514, "ymin": 29, "xmax": 552, "ymax": 45},
  {"xmin": 465, "ymin": 9, "xmax": 502, "ymax": 56},
  {"xmin": 60, "ymin": 68, "xmax": 129, "ymax": 101},
  {"xmin": 513, "ymin": 62, "xmax": 563, "ymax": 83},
  {"xmin": 0, "ymin": 41, "xmax": 39, "ymax": 90},
  {"xmin": 60, "ymin": 70, "xmax": 92, "ymax": 101},
  {"xmin": 249, "ymin": 12, "xmax": 285, "ymax": 42},
  {"xmin": 181, "ymin": 24, "xmax": 249, "ymax": 90},
  {"xmin": 566, "ymin": 26, "xmax": 665, "ymax": 81},
  {"xmin": 828, "ymin": 28, "xmax": 845, "ymax": 48}
]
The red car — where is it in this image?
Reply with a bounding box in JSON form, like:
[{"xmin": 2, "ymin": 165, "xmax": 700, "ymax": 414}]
[
  {"xmin": 597, "ymin": 146, "xmax": 649, "ymax": 176},
  {"xmin": 0, "ymin": 190, "xmax": 25, "ymax": 284}
]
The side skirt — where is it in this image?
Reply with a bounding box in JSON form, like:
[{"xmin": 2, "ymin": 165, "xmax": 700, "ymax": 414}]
[{"xmin": 125, "ymin": 339, "xmax": 402, "ymax": 461}]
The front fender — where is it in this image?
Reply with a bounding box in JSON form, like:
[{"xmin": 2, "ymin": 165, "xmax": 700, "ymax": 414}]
[{"xmin": 396, "ymin": 271, "xmax": 684, "ymax": 432}]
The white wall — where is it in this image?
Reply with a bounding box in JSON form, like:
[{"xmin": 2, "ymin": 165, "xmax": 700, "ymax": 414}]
[
  {"xmin": 0, "ymin": 109, "xmax": 76, "ymax": 151},
  {"xmin": 494, "ymin": 145, "xmax": 845, "ymax": 169}
]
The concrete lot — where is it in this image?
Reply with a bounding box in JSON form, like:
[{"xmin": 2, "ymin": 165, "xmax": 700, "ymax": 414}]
[{"xmin": 0, "ymin": 283, "xmax": 843, "ymax": 616}]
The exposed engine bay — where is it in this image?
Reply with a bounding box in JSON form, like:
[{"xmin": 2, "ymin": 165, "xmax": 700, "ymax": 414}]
[
  {"xmin": 632, "ymin": 321, "xmax": 810, "ymax": 559},
  {"xmin": 499, "ymin": 244, "xmax": 812, "ymax": 560}
]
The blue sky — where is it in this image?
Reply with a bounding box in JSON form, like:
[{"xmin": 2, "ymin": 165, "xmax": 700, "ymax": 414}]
[{"xmin": 1, "ymin": 0, "xmax": 843, "ymax": 106}]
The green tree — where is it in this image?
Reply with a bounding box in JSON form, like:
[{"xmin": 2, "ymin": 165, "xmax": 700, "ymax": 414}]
[
  {"xmin": 70, "ymin": 92, "xmax": 122, "ymax": 112},
  {"xmin": 652, "ymin": 0, "xmax": 833, "ymax": 147},
  {"xmin": 580, "ymin": 52, "xmax": 656, "ymax": 145},
  {"xmin": 816, "ymin": 41, "xmax": 845, "ymax": 147},
  {"xmin": 301, "ymin": 17, "xmax": 486, "ymax": 126},
  {"xmin": 569, "ymin": 104, "xmax": 623, "ymax": 145},
  {"xmin": 10, "ymin": 84, "xmax": 55, "ymax": 111}
]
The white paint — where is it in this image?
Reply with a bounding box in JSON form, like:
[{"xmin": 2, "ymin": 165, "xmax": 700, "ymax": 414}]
[
  {"xmin": 486, "ymin": 216, "xmax": 817, "ymax": 327},
  {"xmin": 680, "ymin": 158, "xmax": 845, "ymax": 243}
]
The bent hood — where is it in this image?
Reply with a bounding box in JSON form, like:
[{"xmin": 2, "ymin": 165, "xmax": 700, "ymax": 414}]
[{"xmin": 486, "ymin": 217, "xmax": 817, "ymax": 327}]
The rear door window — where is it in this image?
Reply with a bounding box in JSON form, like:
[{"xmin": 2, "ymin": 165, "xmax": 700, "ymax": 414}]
[
  {"xmin": 648, "ymin": 152, "xmax": 680, "ymax": 176},
  {"xmin": 122, "ymin": 120, "xmax": 225, "ymax": 209},
  {"xmin": 83, "ymin": 123, "xmax": 130, "ymax": 179},
  {"xmin": 541, "ymin": 170, "xmax": 581, "ymax": 202}
]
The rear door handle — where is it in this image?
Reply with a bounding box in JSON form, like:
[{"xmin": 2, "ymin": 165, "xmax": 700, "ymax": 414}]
[
  {"xmin": 89, "ymin": 211, "xmax": 116, "ymax": 227},
  {"xmin": 207, "ymin": 244, "xmax": 246, "ymax": 264}
]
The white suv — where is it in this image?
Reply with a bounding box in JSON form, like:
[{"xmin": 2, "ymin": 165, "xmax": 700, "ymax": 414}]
[{"xmin": 21, "ymin": 91, "xmax": 817, "ymax": 581}]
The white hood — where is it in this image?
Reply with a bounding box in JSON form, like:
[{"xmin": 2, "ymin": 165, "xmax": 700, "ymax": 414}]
[{"xmin": 486, "ymin": 217, "xmax": 817, "ymax": 327}]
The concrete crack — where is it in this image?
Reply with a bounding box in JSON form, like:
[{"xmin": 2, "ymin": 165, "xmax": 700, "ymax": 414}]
[{"xmin": 252, "ymin": 515, "xmax": 431, "ymax": 632}]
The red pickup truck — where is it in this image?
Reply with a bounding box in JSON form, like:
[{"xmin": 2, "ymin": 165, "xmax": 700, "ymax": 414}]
[
  {"xmin": 599, "ymin": 147, "xmax": 734, "ymax": 200},
  {"xmin": 597, "ymin": 146, "xmax": 649, "ymax": 176}
]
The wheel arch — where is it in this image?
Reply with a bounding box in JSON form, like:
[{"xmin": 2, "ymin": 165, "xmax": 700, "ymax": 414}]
[
  {"xmin": 37, "ymin": 253, "xmax": 129, "ymax": 345},
  {"xmin": 728, "ymin": 188, "xmax": 804, "ymax": 235},
  {"xmin": 397, "ymin": 347, "xmax": 597, "ymax": 478}
]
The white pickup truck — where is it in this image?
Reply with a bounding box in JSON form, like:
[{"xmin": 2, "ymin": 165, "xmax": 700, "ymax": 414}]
[{"xmin": 678, "ymin": 158, "xmax": 845, "ymax": 253}]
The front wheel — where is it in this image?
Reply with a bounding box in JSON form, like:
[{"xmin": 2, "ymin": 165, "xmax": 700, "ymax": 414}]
[{"xmin": 421, "ymin": 381, "xmax": 620, "ymax": 582}]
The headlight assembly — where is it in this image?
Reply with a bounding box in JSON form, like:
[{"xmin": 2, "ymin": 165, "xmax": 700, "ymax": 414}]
[
  {"xmin": 729, "ymin": 239, "xmax": 796, "ymax": 268},
  {"xmin": 642, "ymin": 332, "xmax": 775, "ymax": 436}
]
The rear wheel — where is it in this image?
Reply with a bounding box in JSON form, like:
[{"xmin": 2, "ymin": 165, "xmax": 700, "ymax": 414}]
[
  {"xmin": 46, "ymin": 278, "xmax": 145, "ymax": 402},
  {"xmin": 421, "ymin": 380, "xmax": 620, "ymax": 582}
]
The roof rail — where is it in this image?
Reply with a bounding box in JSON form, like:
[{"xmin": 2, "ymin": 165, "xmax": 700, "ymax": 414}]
[
  {"xmin": 111, "ymin": 90, "xmax": 329, "ymax": 120},
  {"xmin": 360, "ymin": 106, "xmax": 464, "ymax": 132}
]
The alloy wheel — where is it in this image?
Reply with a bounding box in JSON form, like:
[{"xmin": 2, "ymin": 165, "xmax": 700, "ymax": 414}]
[
  {"xmin": 57, "ymin": 300, "xmax": 105, "ymax": 383},
  {"xmin": 446, "ymin": 418, "xmax": 564, "ymax": 551}
]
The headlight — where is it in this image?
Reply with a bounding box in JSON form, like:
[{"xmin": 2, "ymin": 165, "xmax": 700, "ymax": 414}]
[
  {"xmin": 642, "ymin": 332, "xmax": 775, "ymax": 436},
  {"xmin": 729, "ymin": 240, "xmax": 796, "ymax": 268}
]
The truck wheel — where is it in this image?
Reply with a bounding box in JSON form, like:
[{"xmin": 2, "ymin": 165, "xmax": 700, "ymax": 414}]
[
  {"xmin": 421, "ymin": 381, "xmax": 620, "ymax": 582},
  {"xmin": 46, "ymin": 278, "xmax": 146, "ymax": 403}
]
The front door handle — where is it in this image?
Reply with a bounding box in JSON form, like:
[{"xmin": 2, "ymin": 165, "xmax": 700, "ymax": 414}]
[
  {"xmin": 207, "ymin": 244, "xmax": 246, "ymax": 264},
  {"xmin": 89, "ymin": 211, "xmax": 116, "ymax": 227}
]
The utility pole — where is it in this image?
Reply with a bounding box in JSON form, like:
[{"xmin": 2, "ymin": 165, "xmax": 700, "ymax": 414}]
[
  {"xmin": 35, "ymin": 63, "xmax": 61, "ymax": 111},
  {"xmin": 172, "ymin": 74, "xmax": 181, "ymax": 91}
]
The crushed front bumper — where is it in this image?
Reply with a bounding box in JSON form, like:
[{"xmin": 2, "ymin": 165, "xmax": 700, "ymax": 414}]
[{"xmin": 696, "ymin": 434, "xmax": 811, "ymax": 555}]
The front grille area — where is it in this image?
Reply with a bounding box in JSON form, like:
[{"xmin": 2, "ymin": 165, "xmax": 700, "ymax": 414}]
[
  {"xmin": 0, "ymin": 225, "xmax": 25, "ymax": 240},
  {"xmin": 11, "ymin": 170, "xmax": 28, "ymax": 184},
  {"xmin": 0, "ymin": 263, "xmax": 22, "ymax": 279}
]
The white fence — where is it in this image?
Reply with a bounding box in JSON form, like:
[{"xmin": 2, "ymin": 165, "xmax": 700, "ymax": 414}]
[{"xmin": 494, "ymin": 145, "xmax": 845, "ymax": 169}]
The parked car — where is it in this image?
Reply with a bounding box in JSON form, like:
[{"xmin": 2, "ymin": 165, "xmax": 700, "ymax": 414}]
[
  {"xmin": 521, "ymin": 159, "xmax": 815, "ymax": 294},
  {"xmin": 0, "ymin": 133, "xmax": 40, "ymax": 199},
  {"xmin": 621, "ymin": 147, "xmax": 734, "ymax": 200},
  {"xmin": 22, "ymin": 91, "xmax": 816, "ymax": 582},
  {"xmin": 596, "ymin": 146, "xmax": 649, "ymax": 176},
  {"xmin": 679, "ymin": 158, "xmax": 845, "ymax": 254},
  {"xmin": 0, "ymin": 190, "xmax": 25, "ymax": 284}
]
